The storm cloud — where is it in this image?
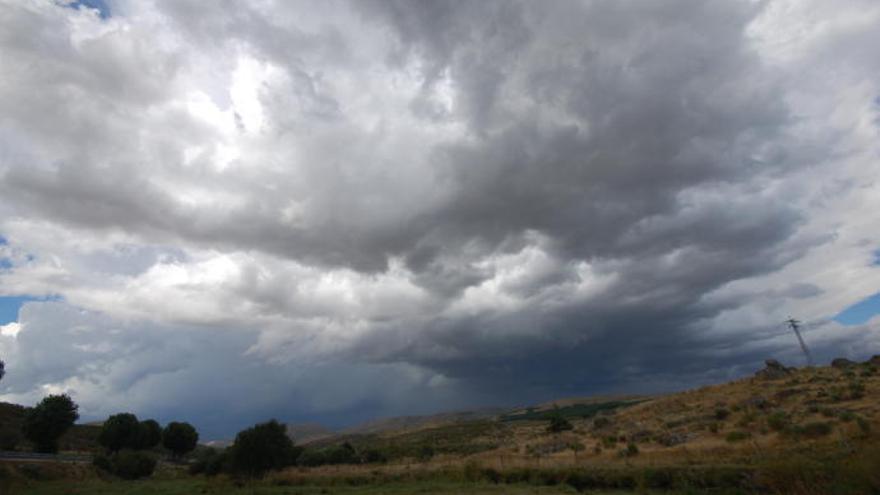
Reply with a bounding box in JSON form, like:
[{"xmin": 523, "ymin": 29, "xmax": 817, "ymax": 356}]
[{"xmin": 1, "ymin": 0, "xmax": 880, "ymax": 438}]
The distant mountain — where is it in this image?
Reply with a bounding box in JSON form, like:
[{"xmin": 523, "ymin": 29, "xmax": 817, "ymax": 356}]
[
  {"xmin": 340, "ymin": 407, "xmax": 508, "ymax": 436},
  {"xmin": 286, "ymin": 422, "xmax": 336, "ymax": 444}
]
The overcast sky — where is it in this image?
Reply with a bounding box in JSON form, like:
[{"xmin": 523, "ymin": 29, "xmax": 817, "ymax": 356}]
[{"xmin": 1, "ymin": 0, "xmax": 880, "ymax": 439}]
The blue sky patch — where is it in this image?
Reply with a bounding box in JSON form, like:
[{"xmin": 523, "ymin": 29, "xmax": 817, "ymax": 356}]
[
  {"xmin": 0, "ymin": 295, "xmax": 62, "ymax": 326},
  {"xmin": 67, "ymin": 0, "xmax": 111, "ymax": 19},
  {"xmin": 834, "ymin": 291, "xmax": 880, "ymax": 326}
]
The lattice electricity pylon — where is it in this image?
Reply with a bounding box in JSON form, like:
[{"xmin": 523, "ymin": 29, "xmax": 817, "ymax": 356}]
[{"xmin": 785, "ymin": 317, "xmax": 813, "ymax": 367}]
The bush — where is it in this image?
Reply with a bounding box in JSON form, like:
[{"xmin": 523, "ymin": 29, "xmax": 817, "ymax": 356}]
[
  {"xmin": 361, "ymin": 448, "xmax": 387, "ymax": 464},
  {"xmin": 715, "ymin": 408, "xmax": 730, "ymax": 420},
  {"xmin": 736, "ymin": 412, "xmax": 756, "ymax": 427},
  {"xmin": 767, "ymin": 412, "xmax": 789, "ymax": 432},
  {"xmin": 547, "ymin": 413, "xmax": 573, "ymax": 433},
  {"xmin": 230, "ymin": 419, "xmax": 297, "ymax": 476},
  {"xmin": 725, "ymin": 431, "xmax": 751, "ymax": 443},
  {"xmin": 113, "ymin": 450, "xmax": 157, "ymax": 480},
  {"xmin": 189, "ymin": 447, "xmax": 230, "ymax": 476},
  {"xmin": 593, "ymin": 417, "xmax": 611, "ymax": 429},
  {"xmin": 92, "ymin": 452, "xmax": 113, "ymax": 473},
  {"xmin": 856, "ymin": 418, "xmax": 871, "ymax": 436},
  {"xmin": 93, "ymin": 450, "xmax": 156, "ymax": 479},
  {"xmin": 848, "ymin": 381, "xmax": 866, "ymax": 400},
  {"xmin": 0, "ymin": 429, "xmax": 21, "ymax": 450},
  {"xmin": 797, "ymin": 421, "xmax": 833, "ymax": 438},
  {"xmin": 618, "ymin": 443, "xmax": 639, "ymax": 457},
  {"xmin": 297, "ymin": 449, "xmax": 327, "ymax": 467},
  {"xmin": 416, "ymin": 445, "xmax": 434, "ymax": 462}
]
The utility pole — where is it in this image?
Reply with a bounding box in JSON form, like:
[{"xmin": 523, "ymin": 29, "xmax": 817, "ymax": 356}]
[{"xmin": 786, "ymin": 317, "xmax": 813, "ymax": 367}]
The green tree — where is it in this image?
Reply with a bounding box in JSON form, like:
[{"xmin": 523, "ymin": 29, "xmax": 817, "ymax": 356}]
[
  {"xmin": 230, "ymin": 419, "xmax": 297, "ymax": 476},
  {"xmin": 546, "ymin": 410, "xmax": 573, "ymax": 433},
  {"xmin": 137, "ymin": 419, "xmax": 161, "ymax": 450},
  {"xmin": 162, "ymin": 422, "xmax": 198, "ymax": 459},
  {"xmin": 21, "ymin": 394, "xmax": 79, "ymax": 453},
  {"xmin": 98, "ymin": 413, "xmax": 141, "ymax": 453}
]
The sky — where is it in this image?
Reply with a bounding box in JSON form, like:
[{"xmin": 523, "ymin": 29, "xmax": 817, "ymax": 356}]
[{"xmin": 1, "ymin": 0, "xmax": 880, "ymax": 440}]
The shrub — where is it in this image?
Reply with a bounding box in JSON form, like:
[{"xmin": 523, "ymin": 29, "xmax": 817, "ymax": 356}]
[
  {"xmin": 0, "ymin": 429, "xmax": 21, "ymax": 451},
  {"xmin": 547, "ymin": 413, "xmax": 573, "ymax": 433},
  {"xmin": 112, "ymin": 450, "xmax": 157, "ymax": 480},
  {"xmin": 93, "ymin": 450, "xmax": 156, "ymax": 479},
  {"xmin": 736, "ymin": 412, "xmax": 756, "ymax": 427},
  {"xmin": 715, "ymin": 408, "xmax": 730, "ymax": 420},
  {"xmin": 593, "ymin": 417, "xmax": 611, "ymax": 429},
  {"xmin": 785, "ymin": 421, "xmax": 834, "ymax": 439},
  {"xmin": 767, "ymin": 412, "xmax": 789, "ymax": 432},
  {"xmin": 189, "ymin": 447, "xmax": 230, "ymax": 476},
  {"xmin": 725, "ymin": 431, "xmax": 751, "ymax": 443},
  {"xmin": 92, "ymin": 452, "xmax": 113, "ymax": 473},
  {"xmin": 848, "ymin": 381, "xmax": 866, "ymax": 400},
  {"xmin": 838, "ymin": 410, "xmax": 856, "ymax": 422},
  {"xmin": 798, "ymin": 421, "xmax": 833, "ymax": 438},
  {"xmin": 325, "ymin": 443, "xmax": 358, "ymax": 464},
  {"xmin": 856, "ymin": 418, "xmax": 871, "ymax": 436},
  {"xmin": 618, "ymin": 443, "xmax": 639, "ymax": 457},
  {"xmin": 297, "ymin": 449, "xmax": 327, "ymax": 467},
  {"xmin": 230, "ymin": 419, "xmax": 296, "ymax": 476},
  {"xmin": 361, "ymin": 448, "xmax": 387, "ymax": 464},
  {"xmin": 416, "ymin": 445, "xmax": 435, "ymax": 462}
]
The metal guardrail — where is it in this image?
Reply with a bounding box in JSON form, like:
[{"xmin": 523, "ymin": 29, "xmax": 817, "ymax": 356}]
[{"xmin": 0, "ymin": 450, "xmax": 92, "ymax": 463}]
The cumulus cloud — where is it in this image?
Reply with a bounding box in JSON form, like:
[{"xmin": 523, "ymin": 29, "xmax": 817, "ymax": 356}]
[{"xmin": 1, "ymin": 0, "xmax": 879, "ymax": 437}]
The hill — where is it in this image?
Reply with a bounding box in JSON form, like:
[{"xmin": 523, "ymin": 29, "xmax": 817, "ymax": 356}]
[{"xmin": 290, "ymin": 357, "xmax": 879, "ymax": 476}]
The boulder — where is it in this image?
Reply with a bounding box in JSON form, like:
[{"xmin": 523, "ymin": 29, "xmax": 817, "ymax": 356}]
[
  {"xmin": 755, "ymin": 359, "xmax": 793, "ymax": 380},
  {"xmin": 831, "ymin": 358, "xmax": 856, "ymax": 369}
]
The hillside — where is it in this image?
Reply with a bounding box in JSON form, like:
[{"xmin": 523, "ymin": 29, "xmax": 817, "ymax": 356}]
[{"xmin": 290, "ymin": 357, "xmax": 879, "ymax": 475}]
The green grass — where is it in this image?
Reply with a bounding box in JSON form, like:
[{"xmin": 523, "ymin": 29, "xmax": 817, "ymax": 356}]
[{"xmin": 10, "ymin": 478, "xmax": 586, "ymax": 495}]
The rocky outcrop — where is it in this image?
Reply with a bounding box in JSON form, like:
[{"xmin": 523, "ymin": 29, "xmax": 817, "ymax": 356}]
[
  {"xmin": 755, "ymin": 359, "xmax": 794, "ymax": 380},
  {"xmin": 831, "ymin": 358, "xmax": 857, "ymax": 369}
]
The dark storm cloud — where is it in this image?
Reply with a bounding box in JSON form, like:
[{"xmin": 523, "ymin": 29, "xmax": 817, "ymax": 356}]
[{"xmin": 2, "ymin": 0, "xmax": 880, "ymax": 435}]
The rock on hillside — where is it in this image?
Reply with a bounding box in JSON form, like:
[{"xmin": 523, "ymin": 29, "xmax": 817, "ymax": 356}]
[{"xmin": 754, "ymin": 359, "xmax": 794, "ymax": 380}]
